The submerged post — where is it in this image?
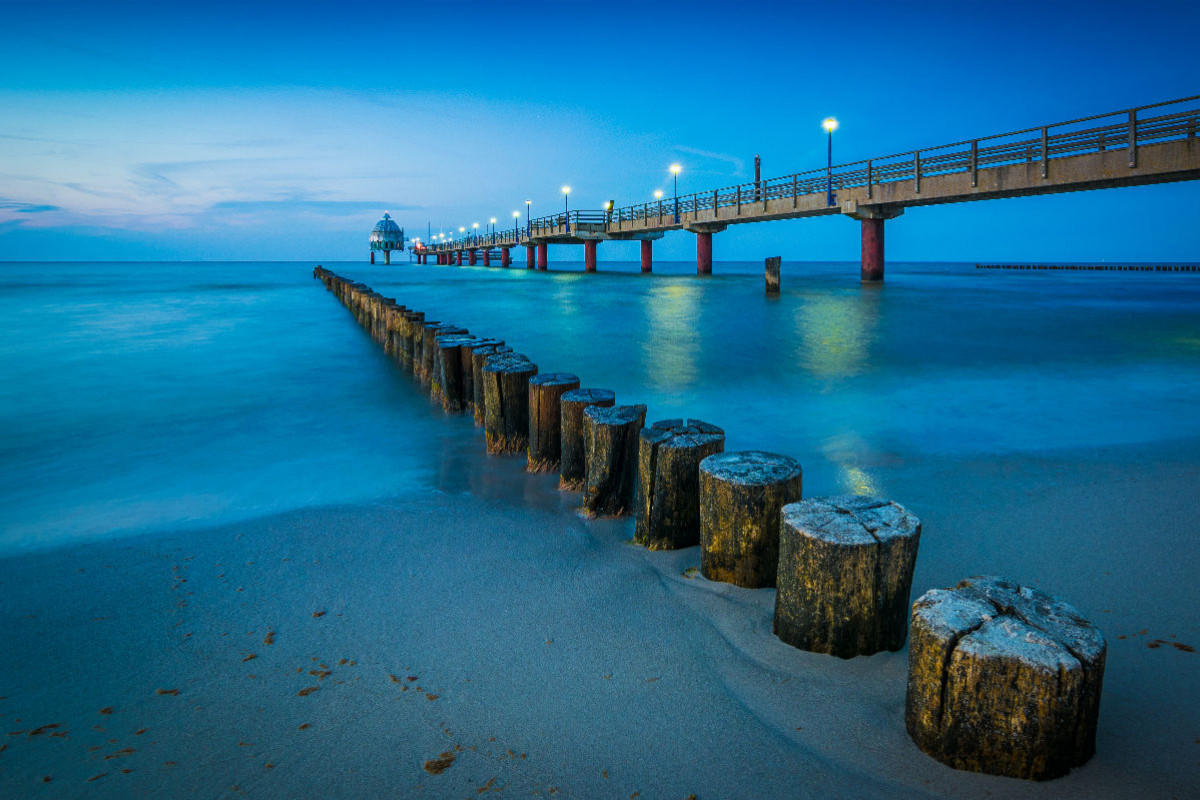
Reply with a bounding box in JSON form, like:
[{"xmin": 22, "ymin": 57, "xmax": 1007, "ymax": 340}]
[
  {"xmin": 862, "ymin": 218, "xmax": 884, "ymax": 282},
  {"xmin": 765, "ymin": 256, "xmax": 781, "ymax": 295},
  {"xmin": 640, "ymin": 240, "xmax": 653, "ymax": 273},
  {"xmin": 584, "ymin": 240, "xmax": 597, "ymax": 273},
  {"xmin": 537, "ymin": 242, "xmax": 548, "ymax": 270},
  {"xmin": 696, "ymin": 231, "xmax": 712, "ymax": 275}
]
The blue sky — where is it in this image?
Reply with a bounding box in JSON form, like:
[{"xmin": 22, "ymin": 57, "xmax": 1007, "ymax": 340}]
[{"xmin": 1, "ymin": 0, "xmax": 1198, "ymax": 263}]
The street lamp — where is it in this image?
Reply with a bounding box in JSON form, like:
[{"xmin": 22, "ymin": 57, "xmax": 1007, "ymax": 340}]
[
  {"xmin": 823, "ymin": 117, "xmax": 838, "ymax": 207},
  {"xmin": 525, "ymin": 199, "xmax": 531, "ymax": 236},
  {"xmin": 512, "ymin": 210, "xmax": 520, "ymax": 238},
  {"xmin": 670, "ymin": 164, "xmax": 681, "ymax": 223},
  {"xmin": 561, "ymin": 185, "xmax": 571, "ymax": 228},
  {"xmin": 489, "ymin": 217, "xmax": 497, "ymax": 241},
  {"xmin": 472, "ymin": 222, "xmax": 479, "ymax": 244}
]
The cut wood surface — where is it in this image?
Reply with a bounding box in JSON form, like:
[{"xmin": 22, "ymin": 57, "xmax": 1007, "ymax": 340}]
[
  {"xmin": 906, "ymin": 576, "xmax": 1106, "ymax": 781},
  {"xmin": 558, "ymin": 388, "xmax": 616, "ymax": 491},
  {"xmin": 774, "ymin": 495, "xmax": 921, "ymax": 658},
  {"xmin": 527, "ymin": 373, "xmax": 581, "ymax": 472},
  {"xmin": 634, "ymin": 419, "xmax": 725, "ymax": 550},
  {"xmin": 698, "ymin": 450, "xmax": 803, "ymax": 588},
  {"xmin": 581, "ymin": 404, "xmax": 647, "ymax": 517}
]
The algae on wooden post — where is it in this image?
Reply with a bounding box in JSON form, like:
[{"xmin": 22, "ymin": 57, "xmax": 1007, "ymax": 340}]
[
  {"xmin": 634, "ymin": 419, "xmax": 725, "ymax": 550},
  {"xmin": 471, "ymin": 344, "xmax": 512, "ymax": 424},
  {"xmin": 581, "ymin": 404, "xmax": 647, "ymax": 517},
  {"xmin": 433, "ymin": 335, "xmax": 479, "ymax": 412},
  {"xmin": 421, "ymin": 323, "xmax": 467, "ymax": 387},
  {"xmin": 698, "ymin": 450, "xmax": 803, "ymax": 588},
  {"xmin": 558, "ymin": 388, "xmax": 616, "ymax": 491},
  {"xmin": 527, "ymin": 373, "xmax": 581, "ymax": 472},
  {"xmin": 773, "ymin": 495, "xmax": 921, "ymax": 658},
  {"xmin": 905, "ymin": 576, "xmax": 1106, "ymax": 781}
]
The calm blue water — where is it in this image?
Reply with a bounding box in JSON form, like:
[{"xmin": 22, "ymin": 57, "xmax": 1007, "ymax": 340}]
[{"xmin": 2, "ymin": 259, "xmax": 1199, "ymax": 553}]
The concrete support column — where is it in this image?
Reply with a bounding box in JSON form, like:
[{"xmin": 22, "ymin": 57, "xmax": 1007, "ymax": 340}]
[
  {"xmin": 456, "ymin": 250, "xmax": 463, "ymax": 266},
  {"xmin": 526, "ymin": 245, "xmax": 536, "ymax": 269},
  {"xmin": 696, "ymin": 232, "xmax": 713, "ymax": 275},
  {"xmin": 501, "ymin": 248, "xmax": 511, "ymax": 267},
  {"xmin": 469, "ymin": 250, "xmax": 478, "ymax": 266},
  {"xmin": 384, "ymin": 250, "xmax": 391, "ymax": 265},
  {"xmin": 483, "ymin": 249, "xmax": 491, "ymax": 267},
  {"xmin": 537, "ymin": 243, "xmax": 548, "ymax": 270},
  {"xmin": 861, "ymin": 218, "xmax": 884, "ymax": 283},
  {"xmin": 584, "ymin": 240, "xmax": 597, "ymax": 273},
  {"xmin": 640, "ymin": 240, "xmax": 653, "ymax": 273},
  {"xmin": 370, "ymin": 251, "xmax": 375, "ymax": 264}
]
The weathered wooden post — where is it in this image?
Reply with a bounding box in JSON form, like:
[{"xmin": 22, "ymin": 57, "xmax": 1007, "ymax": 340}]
[
  {"xmin": 432, "ymin": 334, "xmax": 479, "ymax": 412},
  {"xmin": 558, "ymin": 388, "xmax": 616, "ymax": 490},
  {"xmin": 459, "ymin": 339, "xmax": 505, "ymax": 414},
  {"xmin": 698, "ymin": 451, "xmax": 802, "ymax": 588},
  {"xmin": 774, "ymin": 496, "xmax": 921, "ymax": 658},
  {"xmin": 634, "ymin": 419, "xmax": 725, "ymax": 550},
  {"xmin": 527, "ymin": 373, "xmax": 581, "ymax": 472},
  {"xmin": 906, "ymin": 576, "xmax": 1106, "ymax": 781},
  {"xmin": 399, "ymin": 311, "xmax": 425, "ymax": 371},
  {"xmin": 581, "ymin": 404, "xmax": 647, "ymax": 517},
  {"xmin": 481, "ymin": 353, "xmax": 538, "ymax": 454},
  {"xmin": 471, "ymin": 344, "xmax": 513, "ymax": 424},
  {"xmin": 421, "ymin": 323, "xmax": 467, "ymax": 387},
  {"xmin": 765, "ymin": 256, "xmax": 781, "ymax": 296}
]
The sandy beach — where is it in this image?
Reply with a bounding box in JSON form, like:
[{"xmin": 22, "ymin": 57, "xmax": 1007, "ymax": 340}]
[{"xmin": 2, "ymin": 433, "xmax": 1197, "ymax": 799}]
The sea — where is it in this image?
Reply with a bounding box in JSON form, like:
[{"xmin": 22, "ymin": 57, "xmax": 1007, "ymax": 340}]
[{"xmin": 3, "ymin": 258, "xmax": 1199, "ymax": 555}]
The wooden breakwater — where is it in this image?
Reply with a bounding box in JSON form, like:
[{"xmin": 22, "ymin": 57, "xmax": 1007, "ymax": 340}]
[
  {"xmin": 312, "ymin": 264, "xmax": 1107, "ymax": 781},
  {"xmin": 977, "ymin": 263, "xmax": 1199, "ymax": 272}
]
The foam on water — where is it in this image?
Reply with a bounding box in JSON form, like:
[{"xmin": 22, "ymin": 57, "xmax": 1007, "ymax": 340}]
[{"xmin": 2, "ymin": 259, "xmax": 1198, "ymax": 553}]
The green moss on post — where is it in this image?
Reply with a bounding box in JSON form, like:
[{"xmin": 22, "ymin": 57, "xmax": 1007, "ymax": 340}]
[
  {"xmin": 698, "ymin": 451, "xmax": 802, "ymax": 588},
  {"xmin": 634, "ymin": 419, "xmax": 725, "ymax": 550},
  {"xmin": 471, "ymin": 344, "xmax": 513, "ymax": 425}
]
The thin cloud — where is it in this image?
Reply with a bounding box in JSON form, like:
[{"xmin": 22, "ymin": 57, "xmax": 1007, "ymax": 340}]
[{"xmin": 0, "ymin": 200, "xmax": 60, "ymax": 213}]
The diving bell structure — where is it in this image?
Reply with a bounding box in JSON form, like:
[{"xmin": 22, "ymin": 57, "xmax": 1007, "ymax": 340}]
[{"xmin": 369, "ymin": 212, "xmax": 405, "ymax": 264}]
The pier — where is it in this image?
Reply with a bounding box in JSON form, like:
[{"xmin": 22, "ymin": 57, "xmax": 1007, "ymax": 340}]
[{"xmin": 413, "ymin": 95, "xmax": 1200, "ymax": 282}]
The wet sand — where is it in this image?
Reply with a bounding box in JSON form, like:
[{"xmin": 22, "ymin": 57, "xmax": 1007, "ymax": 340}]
[{"xmin": 1, "ymin": 438, "xmax": 1197, "ymax": 798}]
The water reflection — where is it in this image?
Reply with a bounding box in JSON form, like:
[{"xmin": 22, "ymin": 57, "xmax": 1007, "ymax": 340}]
[
  {"xmin": 792, "ymin": 290, "xmax": 881, "ymax": 384},
  {"xmin": 641, "ymin": 282, "xmax": 702, "ymax": 391}
]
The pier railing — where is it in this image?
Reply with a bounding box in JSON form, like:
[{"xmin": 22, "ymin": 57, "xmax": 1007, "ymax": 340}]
[{"xmin": 426, "ymin": 94, "xmax": 1199, "ymax": 251}]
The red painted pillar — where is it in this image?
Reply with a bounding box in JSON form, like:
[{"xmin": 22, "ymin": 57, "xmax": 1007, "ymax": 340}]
[
  {"xmin": 526, "ymin": 245, "xmax": 536, "ymax": 269},
  {"xmin": 501, "ymin": 248, "xmax": 511, "ymax": 267},
  {"xmin": 483, "ymin": 249, "xmax": 491, "ymax": 267},
  {"xmin": 469, "ymin": 250, "xmax": 478, "ymax": 266},
  {"xmin": 696, "ymin": 232, "xmax": 713, "ymax": 275},
  {"xmin": 640, "ymin": 240, "xmax": 653, "ymax": 273},
  {"xmin": 537, "ymin": 243, "xmax": 548, "ymax": 270},
  {"xmin": 584, "ymin": 240, "xmax": 597, "ymax": 273},
  {"xmin": 370, "ymin": 251, "xmax": 375, "ymax": 264},
  {"xmin": 861, "ymin": 218, "xmax": 884, "ymax": 282},
  {"xmin": 456, "ymin": 250, "xmax": 463, "ymax": 266}
]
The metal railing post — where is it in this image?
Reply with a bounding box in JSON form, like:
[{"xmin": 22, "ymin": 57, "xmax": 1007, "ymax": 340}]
[
  {"xmin": 970, "ymin": 140, "xmax": 978, "ymax": 187},
  {"xmin": 736, "ymin": 185, "xmax": 741, "ymax": 213},
  {"xmin": 1128, "ymin": 109, "xmax": 1137, "ymax": 168},
  {"xmin": 792, "ymin": 174, "xmax": 798, "ymax": 207},
  {"xmin": 866, "ymin": 161, "xmax": 873, "ymax": 199},
  {"xmin": 914, "ymin": 151, "xmax": 921, "ymax": 194},
  {"xmin": 1041, "ymin": 126, "xmax": 1049, "ymax": 179}
]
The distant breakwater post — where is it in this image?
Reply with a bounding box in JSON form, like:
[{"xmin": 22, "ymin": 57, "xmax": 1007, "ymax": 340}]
[
  {"xmin": 405, "ymin": 95, "xmax": 1198, "ymax": 283},
  {"xmin": 311, "ymin": 265, "xmax": 1108, "ymax": 781},
  {"xmin": 977, "ymin": 262, "xmax": 1199, "ymax": 272}
]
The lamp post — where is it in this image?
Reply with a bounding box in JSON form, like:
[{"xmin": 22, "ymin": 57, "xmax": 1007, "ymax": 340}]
[
  {"xmin": 561, "ymin": 185, "xmax": 570, "ymax": 230},
  {"xmin": 489, "ymin": 217, "xmax": 497, "ymax": 243},
  {"xmin": 512, "ymin": 210, "xmax": 520, "ymax": 238},
  {"xmin": 670, "ymin": 163, "xmax": 681, "ymax": 223},
  {"xmin": 525, "ymin": 199, "xmax": 531, "ymax": 236},
  {"xmin": 472, "ymin": 222, "xmax": 479, "ymax": 244},
  {"xmin": 823, "ymin": 117, "xmax": 838, "ymax": 207}
]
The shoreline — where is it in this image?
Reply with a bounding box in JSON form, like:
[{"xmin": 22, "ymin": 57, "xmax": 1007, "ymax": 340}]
[{"xmin": 1, "ymin": 437, "xmax": 1197, "ymax": 798}]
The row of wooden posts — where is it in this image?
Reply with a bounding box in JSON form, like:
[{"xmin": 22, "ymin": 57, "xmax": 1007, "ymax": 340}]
[{"xmin": 312, "ymin": 266, "xmax": 1106, "ymax": 783}]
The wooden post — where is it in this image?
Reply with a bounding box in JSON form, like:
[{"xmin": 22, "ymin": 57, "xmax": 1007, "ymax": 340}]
[
  {"xmin": 471, "ymin": 344, "xmax": 512, "ymax": 424},
  {"xmin": 433, "ymin": 335, "xmax": 480, "ymax": 412},
  {"xmin": 558, "ymin": 388, "xmax": 616, "ymax": 490},
  {"xmin": 460, "ymin": 339, "xmax": 505, "ymax": 415},
  {"xmin": 765, "ymin": 256, "xmax": 781, "ymax": 296},
  {"xmin": 699, "ymin": 451, "xmax": 803, "ymax": 588},
  {"xmin": 774, "ymin": 496, "xmax": 921, "ymax": 658},
  {"xmin": 527, "ymin": 373, "xmax": 581, "ymax": 472},
  {"xmin": 906, "ymin": 577, "xmax": 1106, "ymax": 781},
  {"xmin": 481, "ymin": 353, "xmax": 538, "ymax": 454},
  {"xmin": 581, "ymin": 404, "xmax": 647, "ymax": 517},
  {"xmin": 421, "ymin": 323, "xmax": 467, "ymax": 387},
  {"xmin": 634, "ymin": 419, "xmax": 725, "ymax": 550}
]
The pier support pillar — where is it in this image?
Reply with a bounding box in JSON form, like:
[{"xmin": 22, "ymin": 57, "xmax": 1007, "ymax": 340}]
[
  {"xmin": 384, "ymin": 250, "xmax": 391, "ymax": 265},
  {"xmin": 370, "ymin": 251, "xmax": 375, "ymax": 264},
  {"xmin": 861, "ymin": 218, "xmax": 885, "ymax": 283},
  {"xmin": 501, "ymin": 248, "xmax": 511, "ymax": 268},
  {"xmin": 456, "ymin": 250, "xmax": 463, "ymax": 266},
  {"xmin": 483, "ymin": 249, "xmax": 491, "ymax": 267},
  {"xmin": 696, "ymin": 232, "xmax": 713, "ymax": 275},
  {"xmin": 537, "ymin": 243, "xmax": 548, "ymax": 270},
  {"xmin": 469, "ymin": 250, "xmax": 478, "ymax": 266},
  {"xmin": 584, "ymin": 240, "xmax": 598, "ymax": 273},
  {"xmin": 641, "ymin": 240, "xmax": 653, "ymax": 273},
  {"xmin": 526, "ymin": 245, "xmax": 536, "ymax": 269}
]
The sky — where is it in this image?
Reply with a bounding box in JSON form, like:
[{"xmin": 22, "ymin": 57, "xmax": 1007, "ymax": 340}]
[{"xmin": 1, "ymin": 0, "xmax": 1198, "ymax": 263}]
